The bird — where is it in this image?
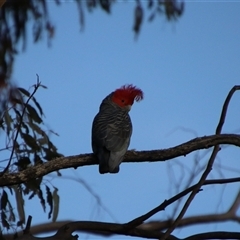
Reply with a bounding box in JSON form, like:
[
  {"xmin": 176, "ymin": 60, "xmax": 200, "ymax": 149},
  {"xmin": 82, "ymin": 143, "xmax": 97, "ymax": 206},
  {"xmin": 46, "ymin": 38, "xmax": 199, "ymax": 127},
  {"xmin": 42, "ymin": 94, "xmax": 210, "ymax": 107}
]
[{"xmin": 91, "ymin": 84, "xmax": 144, "ymax": 174}]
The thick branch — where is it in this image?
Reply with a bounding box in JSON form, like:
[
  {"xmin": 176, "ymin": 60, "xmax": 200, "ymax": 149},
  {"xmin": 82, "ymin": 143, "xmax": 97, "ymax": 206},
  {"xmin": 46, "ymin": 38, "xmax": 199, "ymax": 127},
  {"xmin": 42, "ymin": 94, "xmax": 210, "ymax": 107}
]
[
  {"xmin": 184, "ymin": 231, "xmax": 240, "ymax": 240},
  {"xmin": 0, "ymin": 134, "xmax": 240, "ymax": 187},
  {"xmin": 4, "ymin": 177, "xmax": 240, "ymax": 239},
  {"xmin": 140, "ymin": 212, "xmax": 240, "ymax": 232},
  {"xmin": 8, "ymin": 221, "xmax": 240, "ymax": 240}
]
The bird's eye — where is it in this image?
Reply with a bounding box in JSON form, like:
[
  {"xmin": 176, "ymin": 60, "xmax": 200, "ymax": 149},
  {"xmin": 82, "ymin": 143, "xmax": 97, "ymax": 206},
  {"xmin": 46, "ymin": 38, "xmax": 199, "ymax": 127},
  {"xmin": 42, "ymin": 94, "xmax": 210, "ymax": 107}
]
[{"xmin": 121, "ymin": 99, "xmax": 125, "ymax": 103}]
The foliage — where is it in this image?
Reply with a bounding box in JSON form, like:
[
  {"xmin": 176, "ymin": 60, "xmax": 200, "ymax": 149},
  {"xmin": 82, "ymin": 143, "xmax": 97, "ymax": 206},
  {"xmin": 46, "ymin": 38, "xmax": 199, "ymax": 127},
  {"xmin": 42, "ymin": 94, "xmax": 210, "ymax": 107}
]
[
  {"xmin": 0, "ymin": 80, "xmax": 62, "ymax": 231},
  {"xmin": 0, "ymin": 0, "xmax": 184, "ymax": 83}
]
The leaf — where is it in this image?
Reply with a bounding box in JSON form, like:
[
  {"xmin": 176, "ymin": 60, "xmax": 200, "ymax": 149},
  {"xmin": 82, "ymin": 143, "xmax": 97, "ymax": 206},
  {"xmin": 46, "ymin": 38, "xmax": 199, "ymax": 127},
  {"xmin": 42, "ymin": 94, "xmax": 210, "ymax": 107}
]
[
  {"xmin": 43, "ymin": 147, "xmax": 63, "ymax": 161},
  {"xmin": 22, "ymin": 133, "xmax": 40, "ymax": 151},
  {"xmin": 18, "ymin": 87, "xmax": 31, "ymax": 97},
  {"xmin": 148, "ymin": 0, "xmax": 153, "ymax": 8},
  {"xmin": 25, "ymin": 176, "xmax": 42, "ymax": 196},
  {"xmin": 0, "ymin": 117, "xmax": 4, "ymax": 130},
  {"xmin": 33, "ymin": 22, "xmax": 42, "ymax": 43},
  {"xmin": 52, "ymin": 188, "xmax": 59, "ymax": 222},
  {"xmin": 26, "ymin": 104, "xmax": 42, "ymax": 124},
  {"xmin": 148, "ymin": 11, "xmax": 156, "ymax": 22},
  {"xmin": 7, "ymin": 200, "xmax": 16, "ymax": 222},
  {"xmin": 13, "ymin": 140, "xmax": 20, "ymax": 153},
  {"xmin": 37, "ymin": 187, "xmax": 46, "ymax": 212},
  {"xmin": 9, "ymin": 87, "xmax": 23, "ymax": 105},
  {"xmin": 14, "ymin": 157, "xmax": 31, "ymax": 171},
  {"xmin": 13, "ymin": 186, "xmax": 25, "ymax": 225},
  {"xmin": 7, "ymin": 186, "xmax": 13, "ymax": 195},
  {"xmin": 32, "ymin": 97, "xmax": 44, "ymax": 116},
  {"xmin": 4, "ymin": 110, "xmax": 12, "ymax": 136},
  {"xmin": 1, "ymin": 212, "xmax": 9, "ymax": 230},
  {"xmin": 28, "ymin": 191, "xmax": 35, "ymax": 200},
  {"xmin": 49, "ymin": 129, "xmax": 59, "ymax": 137},
  {"xmin": 133, "ymin": 4, "xmax": 143, "ymax": 35},
  {"xmin": 21, "ymin": 122, "xmax": 29, "ymax": 134},
  {"xmin": 46, "ymin": 186, "xmax": 53, "ymax": 219},
  {"xmin": 48, "ymin": 140, "xmax": 57, "ymax": 151},
  {"xmin": 40, "ymin": 84, "xmax": 48, "ymax": 89},
  {"xmin": 14, "ymin": 108, "xmax": 22, "ymax": 118},
  {"xmin": 37, "ymin": 136, "xmax": 49, "ymax": 146},
  {"xmin": 28, "ymin": 121, "xmax": 45, "ymax": 136},
  {"xmin": 1, "ymin": 190, "xmax": 8, "ymax": 210},
  {"xmin": 17, "ymin": 220, "xmax": 24, "ymax": 227},
  {"xmin": 99, "ymin": 0, "xmax": 110, "ymax": 13},
  {"xmin": 34, "ymin": 154, "xmax": 43, "ymax": 165},
  {"xmin": 27, "ymin": 121, "xmax": 47, "ymax": 137},
  {"xmin": 87, "ymin": 0, "xmax": 97, "ymax": 10}
]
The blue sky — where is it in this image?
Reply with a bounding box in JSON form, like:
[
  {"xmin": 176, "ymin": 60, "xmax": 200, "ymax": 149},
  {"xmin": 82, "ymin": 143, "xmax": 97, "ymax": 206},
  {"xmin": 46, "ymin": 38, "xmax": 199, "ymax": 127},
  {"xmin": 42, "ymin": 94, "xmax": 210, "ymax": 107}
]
[{"xmin": 5, "ymin": 1, "xmax": 240, "ymax": 239}]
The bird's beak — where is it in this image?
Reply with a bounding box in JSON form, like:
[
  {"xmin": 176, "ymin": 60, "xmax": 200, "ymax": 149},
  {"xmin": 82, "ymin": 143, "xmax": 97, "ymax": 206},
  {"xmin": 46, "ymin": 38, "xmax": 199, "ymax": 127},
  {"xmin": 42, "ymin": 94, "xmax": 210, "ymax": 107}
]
[{"xmin": 126, "ymin": 105, "xmax": 131, "ymax": 111}]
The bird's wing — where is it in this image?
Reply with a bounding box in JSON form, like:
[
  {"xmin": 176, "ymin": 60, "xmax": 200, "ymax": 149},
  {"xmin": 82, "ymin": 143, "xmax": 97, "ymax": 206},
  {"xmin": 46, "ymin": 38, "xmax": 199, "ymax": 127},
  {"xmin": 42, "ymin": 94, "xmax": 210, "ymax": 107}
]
[
  {"xmin": 92, "ymin": 106, "xmax": 132, "ymax": 173},
  {"xmin": 92, "ymin": 112, "xmax": 107, "ymax": 151},
  {"xmin": 105, "ymin": 112, "xmax": 132, "ymax": 152}
]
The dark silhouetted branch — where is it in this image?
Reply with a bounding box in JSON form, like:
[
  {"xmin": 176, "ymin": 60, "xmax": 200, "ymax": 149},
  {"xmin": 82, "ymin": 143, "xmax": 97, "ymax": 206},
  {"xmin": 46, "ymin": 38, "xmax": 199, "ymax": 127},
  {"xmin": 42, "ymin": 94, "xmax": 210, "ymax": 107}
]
[
  {"xmin": 162, "ymin": 85, "xmax": 240, "ymax": 239},
  {"xmin": 5, "ymin": 178, "xmax": 240, "ymax": 240},
  {"xmin": 10, "ymin": 221, "xmax": 240, "ymax": 240},
  {"xmin": 0, "ymin": 133, "xmax": 240, "ymax": 187},
  {"xmin": 123, "ymin": 177, "xmax": 240, "ymax": 230},
  {"xmin": 184, "ymin": 231, "xmax": 240, "ymax": 240},
  {"xmin": 141, "ymin": 189, "xmax": 240, "ymax": 231}
]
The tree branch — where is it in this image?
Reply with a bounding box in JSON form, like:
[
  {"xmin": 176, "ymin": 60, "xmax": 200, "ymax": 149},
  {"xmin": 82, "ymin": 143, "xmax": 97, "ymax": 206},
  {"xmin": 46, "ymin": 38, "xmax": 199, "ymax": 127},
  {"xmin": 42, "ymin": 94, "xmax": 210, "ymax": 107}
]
[
  {"xmin": 9, "ymin": 221, "xmax": 240, "ymax": 240},
  {"xmin": 140, "ymin": 212, "xmax": 240, "ymax": 232},
  {"xmin": 123, "ymin": 177, "xmax": 240, "ymax": 230},
  {"xmin": 161, "ymin": 85, "xmax": 240, "ymax": 239},
  {"xmin": 0, "ymin": 133, "xmax": 240, "ymax": 187},
  {"xmin": 4, "ymin": 177, "xmax": 240, "ymax": 239},
  {"xmin": 141, "ymin": 188, "xmax": 240, "ymax": 231},
  {"xmin": 228, "ymin": 189, "xmax": 240, "ymax": 214},
  {"xmin": 184, "ymin": 231, "xmax": 240, "ymax": 240}
]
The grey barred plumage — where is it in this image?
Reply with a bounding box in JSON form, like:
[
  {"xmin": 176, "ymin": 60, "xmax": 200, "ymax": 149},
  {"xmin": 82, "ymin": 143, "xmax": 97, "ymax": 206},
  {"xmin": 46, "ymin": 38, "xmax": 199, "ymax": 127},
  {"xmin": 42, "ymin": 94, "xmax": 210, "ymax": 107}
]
[{"xmin": 91, "ymin": 85, "xmax": 143, "ymax": 174}]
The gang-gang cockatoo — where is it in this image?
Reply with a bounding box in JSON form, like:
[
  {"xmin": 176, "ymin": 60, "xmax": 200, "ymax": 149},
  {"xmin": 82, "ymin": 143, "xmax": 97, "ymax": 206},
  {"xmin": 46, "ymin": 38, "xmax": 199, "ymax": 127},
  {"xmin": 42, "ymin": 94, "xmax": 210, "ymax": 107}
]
[{"xmin": 91, "ymin": 84, "xmax": 144, "ymax": 174}]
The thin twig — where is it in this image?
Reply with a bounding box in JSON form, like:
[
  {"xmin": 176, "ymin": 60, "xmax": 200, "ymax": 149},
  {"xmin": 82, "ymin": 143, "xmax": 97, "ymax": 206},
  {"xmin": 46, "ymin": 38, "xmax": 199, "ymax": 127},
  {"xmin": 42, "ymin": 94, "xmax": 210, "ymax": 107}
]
[
  {"xmin": 216, "ymin": 86, "xmax": 240, "ymax": 134},
  {"xmin": 0, "ymin": 76, "xmax": 41, "ymax": 176},
  {"xmin": 124, "ymin": 177, "xmax": 240, "ymax": 230},
  {"xmin": 228, "ymin": 189, "xmax": 240, "ymax": 214},
  {"xmin": 161, "ymin": 85, "xmax": 240, "ymax": 239},
  {"xmin": 141, "ymin": 188, "xmax": 240, "ymax": 231},
  {"xmin": 3, "ymin": 179, "xmax": 240, "ymax": 240}
]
